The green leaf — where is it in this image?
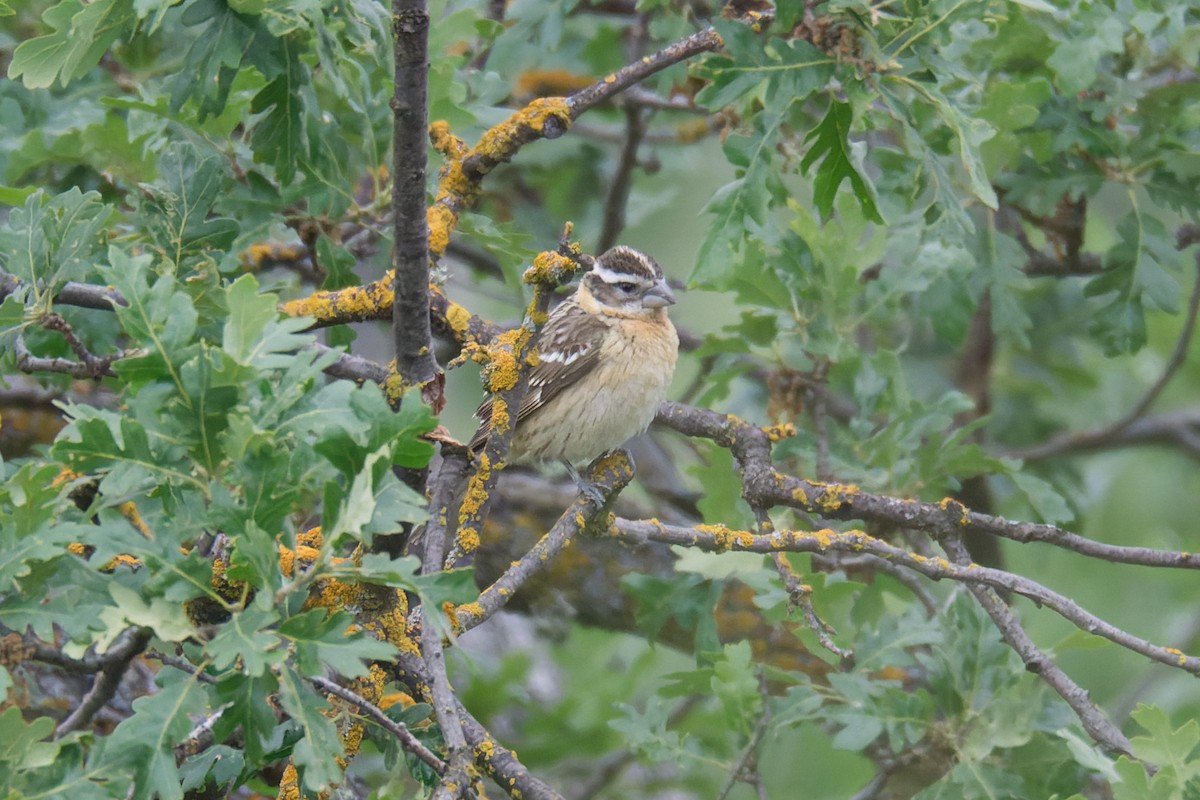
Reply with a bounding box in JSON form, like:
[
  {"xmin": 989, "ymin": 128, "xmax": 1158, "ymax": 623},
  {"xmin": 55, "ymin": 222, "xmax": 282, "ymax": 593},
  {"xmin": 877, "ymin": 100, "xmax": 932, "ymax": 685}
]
[
  {"xmin": 0, "ymin": 188, "xmax": 110, "ymax": 297},
  {"xmin": 1008, "ymin": 472, "xmax": 1073, "ymax": 525},
  {"xmin": 277, "ymin": 609, "xmax": 396, "ymax": 678},
  {"xmin": 9, "ymin": 0, "xmax": 135, "ymax": 89},
  {"xmin": 249, "ymin": 43, "xmax": 307, "ymax": 185},
  {"xmin": 0, "ymin": 463, "xmax": 91, "ymax": 586},
  {"xmin": 103, "ymin": 583, "xmax": 195, "ymax": 643},
  {"xmin": 102, "ymin": 247, "xmax": 199, "ymax": 389},
  {"xmin": 0, "ymin": 706, "xmax": 59, "ymax": 769},
  {"xmin": 52, "ymin": 405, "xmax": 198, "ymax": 497},
  {"xmin": 277, "ymin": 665, "xmax": 344, "ymax": 793},
  {"xmin": 1128, "ymin": 705, "xmax": 1200, "ymax": 779},
  {"xmin": 223, "ymin": 274, "xmax": 314, "ymax": 367},
  {"xmin": 207, "ymin": 605, "xmax": 283, "ymax": 674},
  {"xmin": 169, "ymin": 0, "xmax": 261, "ymax": 120},
  {"xmin": 801, "ymin": 100, "xmax": 885, "ymax": 223},
  {"xmin": 212, "ymin": 672, "xmax": 282, "ymax": 763},
  {"xmin": 101, "ymin": 667, "xmax": 208, "ymax": 800},
  {"xmin": 136, "ymin": 142, "xmax": 239, "ymax": 262},
  {"xmin": 904, "ymin": 82, "xmax": 998, "ymax": 211}
]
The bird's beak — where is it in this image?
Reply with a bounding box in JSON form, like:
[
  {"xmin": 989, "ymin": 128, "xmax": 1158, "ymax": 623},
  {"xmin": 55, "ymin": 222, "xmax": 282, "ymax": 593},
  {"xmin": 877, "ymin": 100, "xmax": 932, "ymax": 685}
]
[{"xmin": 641, "ymin": 279, "xmax": 676, "ymax": 309}]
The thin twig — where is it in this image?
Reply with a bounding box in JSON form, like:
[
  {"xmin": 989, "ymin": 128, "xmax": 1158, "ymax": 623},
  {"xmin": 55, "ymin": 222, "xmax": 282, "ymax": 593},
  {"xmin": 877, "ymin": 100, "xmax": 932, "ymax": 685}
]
[
  {"xmin": 455, "ymin": 453, "xmax": 635, "ymax": 633},
  {"xmin": 565, "ymin": 27, "xmax": 724, "ymax": 118},
  {"xmin": 757, "ymin": 506, "xmax": 852, "ymax": 663},
  {"xmin": 939, "ymin": 535, "xmax": 1134, "ymax": 758},
  {"xmin": 596, "ymin": 15, "xmax": 651, "ymax": 253},
  {"xmin": 715, "ymin": 670, "xmax": 772, "ymax": 800},
  {"xmin": 820, "ymin": 553, "xmax": 939, "ymax": 616},
  {"xmin": 596, "ymin": 104, "xmax": 648, "ymax": 253},
  {"xmin": 1008, "ymin": 252, "xmax": 1200, "ymax": 461},
  {"xmin": 14, "ymin": 332, "xmax": 118, "ymax": 379},
  {"xmin": 310, "ymin": 674, "xmax": 447, "ymax": 776}
]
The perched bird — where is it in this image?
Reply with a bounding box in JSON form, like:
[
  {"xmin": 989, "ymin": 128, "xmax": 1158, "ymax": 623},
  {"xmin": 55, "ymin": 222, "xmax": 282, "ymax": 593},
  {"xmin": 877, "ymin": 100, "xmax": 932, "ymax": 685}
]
[{"xmin": 469, "ymin": 246, "xmax": 679, "ymax": 492}]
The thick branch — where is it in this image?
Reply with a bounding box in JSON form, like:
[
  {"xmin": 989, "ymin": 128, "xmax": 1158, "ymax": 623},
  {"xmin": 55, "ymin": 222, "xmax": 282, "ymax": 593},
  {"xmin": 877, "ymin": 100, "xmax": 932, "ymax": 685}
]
[
  {"xmin": 655, "ymin": 401, "xmax": 1200, "ymax": 569},
  {"xmin": 392, "ymin": 650, "xmax": 563, "ymax": 800},
  {"xmin": 54, "ymin": 626, "xmax": 153, "ymax": 738},
  {"xmin": 391, "ymin": 0, "xmax": 441, "ymax": 405},
  {"xmin": 611, "ymin": 519, "xmax": 1200, "ymax": 676}
]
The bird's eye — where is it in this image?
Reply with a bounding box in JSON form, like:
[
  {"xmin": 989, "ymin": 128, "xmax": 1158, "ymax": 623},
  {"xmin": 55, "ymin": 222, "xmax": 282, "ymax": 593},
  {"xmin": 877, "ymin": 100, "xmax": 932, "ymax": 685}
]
[{"xmin": 616, "ymin": 282, "xmax": 637, "ymax": 293}]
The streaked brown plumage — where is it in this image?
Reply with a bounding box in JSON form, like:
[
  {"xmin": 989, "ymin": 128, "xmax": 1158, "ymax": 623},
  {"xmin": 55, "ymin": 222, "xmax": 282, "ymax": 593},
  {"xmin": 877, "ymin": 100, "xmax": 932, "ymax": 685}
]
[{"xmin": 469, "ymin": 246, "xmax": 678, "ymax": 475}]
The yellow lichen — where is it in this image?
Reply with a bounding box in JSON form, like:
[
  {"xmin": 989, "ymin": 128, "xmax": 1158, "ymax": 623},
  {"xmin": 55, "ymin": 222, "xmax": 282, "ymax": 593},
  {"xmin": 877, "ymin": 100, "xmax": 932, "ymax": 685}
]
[
  {"xmin": 763, "ymin": 422, "xmax": 798, "ymax": 442},
  {"xmin": 812, "ymin": 528, "xmax": 836, "ymax": 549},
  {"xmin": 488, "ymin": 399, "xmax": 511, "ymax": 437},
  {"xmin": 938, "ymin": 497, "xmax": 970, "ymax": 525},
  {"xmin": 378, "ymin": 690, "xmax": 416, "ymax": 710},
  {"xmin": 99, "ymin": 553, "xmax": 142, "ymax": 572},
  {"xmin": 474, "ymin": 737, "xmax": 497, "ymax": 759},
  {"xmin": 276, "ymin": 764, "xmax": 301, "ymax": 800},
  {"xmin": 427, "ymin": 204, "xmax": 458, "ymax": 258},
  {"xmin": 443, "ymin": 296, "xmax": 474, "ymax": 336},
  {"xmin": 523, "ymin": 251, "xmax": 578, "ymax": 286},
  {"xmin": 459, "ymin": 462, "xmax": 491, "ymax": 520},
  {"xmin": 456, "ymin": 601, "xmax": 484, "ymax": 623},
  {"xmin": 483, "ymin": 327, "xmax": 533, "ymax": 392},
  {"xmin": 473, "ymin": 97, "xmax": 572, "ymax": 166},
  {"xmin": 297, "ymin": 527, "xmax": 323, "ymax": 548},
  {"xmin": 457, "ymin": 525, "xmax": 481, "ymax": 554},
  {"xmin": 429, "ymin": 120, "xmax": 468, "ymax": 159},
  {"xmin": 696, "ymin": 523, "xmax": 749, "ymax": 552},
  {"xmin": 280, "ymin": 271, "xmax": 394, "ymax": 321},
  {"xmin": 813, "ymin": 481, "xmax": 858, "ymax": 512},
  {"xmin": 52, "ymin": 467, "xmax": 83, "ymax": 488},
  {"xmin": 117, "ymin": 500, "xmax": 152, "ymax": 538}
]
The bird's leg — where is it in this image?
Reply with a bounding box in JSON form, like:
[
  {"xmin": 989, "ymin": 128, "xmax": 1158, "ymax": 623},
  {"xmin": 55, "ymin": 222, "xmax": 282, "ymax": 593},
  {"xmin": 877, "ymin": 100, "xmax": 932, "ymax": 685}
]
[{"xmin": 560, "ymin": 458, "xmax": 606, "ymax": 506}]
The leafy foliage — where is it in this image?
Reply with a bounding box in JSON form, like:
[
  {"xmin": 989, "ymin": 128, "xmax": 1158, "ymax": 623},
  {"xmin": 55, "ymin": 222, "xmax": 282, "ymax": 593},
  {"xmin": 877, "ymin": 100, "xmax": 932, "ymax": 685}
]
[{"xmin": 2, "ymin": 0, "xmax": 1199, "ymax": 797}]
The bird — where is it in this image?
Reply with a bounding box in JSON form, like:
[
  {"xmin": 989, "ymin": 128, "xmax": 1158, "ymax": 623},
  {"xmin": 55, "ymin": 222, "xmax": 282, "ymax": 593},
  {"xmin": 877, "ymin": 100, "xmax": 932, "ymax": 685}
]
[{"xmin": 468, "ymin": 245, "xmax": 679, "ymax": 496}]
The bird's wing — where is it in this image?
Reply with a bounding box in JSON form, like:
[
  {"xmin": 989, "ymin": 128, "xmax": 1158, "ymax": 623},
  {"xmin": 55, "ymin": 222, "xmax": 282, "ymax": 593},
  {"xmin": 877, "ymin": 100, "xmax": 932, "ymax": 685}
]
[{"xmin": 469, "ymin": 301, "xmax": 609, "ymax": 453}]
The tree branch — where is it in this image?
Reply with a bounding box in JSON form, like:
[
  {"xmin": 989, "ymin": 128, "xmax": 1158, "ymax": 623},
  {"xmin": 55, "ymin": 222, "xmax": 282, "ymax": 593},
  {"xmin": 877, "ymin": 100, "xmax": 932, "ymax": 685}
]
[
  {"xmin": 656, "ymin": 401, "xmax": 1200, "ymax": 569},
  {"xmin": 310, "ymin": 674, "xmax": 447, "ymax": 777},
  {"xmin": 391, "ymin": 0, "xmax": 442, "ymax": 411},
  {"xmin": 454, "ymin": 452, "xmax": 634, "ymax": 633},
  {"xmin": 1007, "ymin": 249, "xmax": 1200, "ymax": 461},
  {"xmin": 565, "ymin": 27, "xmax": 724, "ymax": 118},
  {"xmin": 610, "ymin": 518, "xmax": 1200, "ymax": 676},
  {"xmin": 54, "ymin": 626, "xmax": 153, "ymax": 738},
  {"xmin": 392, "ymin": 650, "xmax": 563, "ymax": 800},
  {"xmin": 938, "ymin": 535, "xmax": 1134, "ymax": 758}
]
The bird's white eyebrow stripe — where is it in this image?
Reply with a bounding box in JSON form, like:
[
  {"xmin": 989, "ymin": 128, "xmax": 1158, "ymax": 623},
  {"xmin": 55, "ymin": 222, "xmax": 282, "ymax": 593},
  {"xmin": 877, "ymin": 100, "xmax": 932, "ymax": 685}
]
[{"xmin": 593, "ymin": 264, "xmax": 651, "ymax": 284}]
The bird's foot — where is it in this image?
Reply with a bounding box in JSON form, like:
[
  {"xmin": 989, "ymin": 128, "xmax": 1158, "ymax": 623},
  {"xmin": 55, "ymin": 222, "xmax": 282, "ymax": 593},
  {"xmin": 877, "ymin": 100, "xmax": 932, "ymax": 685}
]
[{"xmin": 561, "ymin": 459, "xmax": 607, "ymax": 506}]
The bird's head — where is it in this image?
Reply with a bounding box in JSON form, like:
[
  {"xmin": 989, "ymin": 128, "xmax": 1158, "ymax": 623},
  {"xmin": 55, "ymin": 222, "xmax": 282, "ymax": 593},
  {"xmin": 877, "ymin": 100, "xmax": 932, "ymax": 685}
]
[{"xmin": 578, "ymin": 245, "xmax": 676, "ymax": 317}]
